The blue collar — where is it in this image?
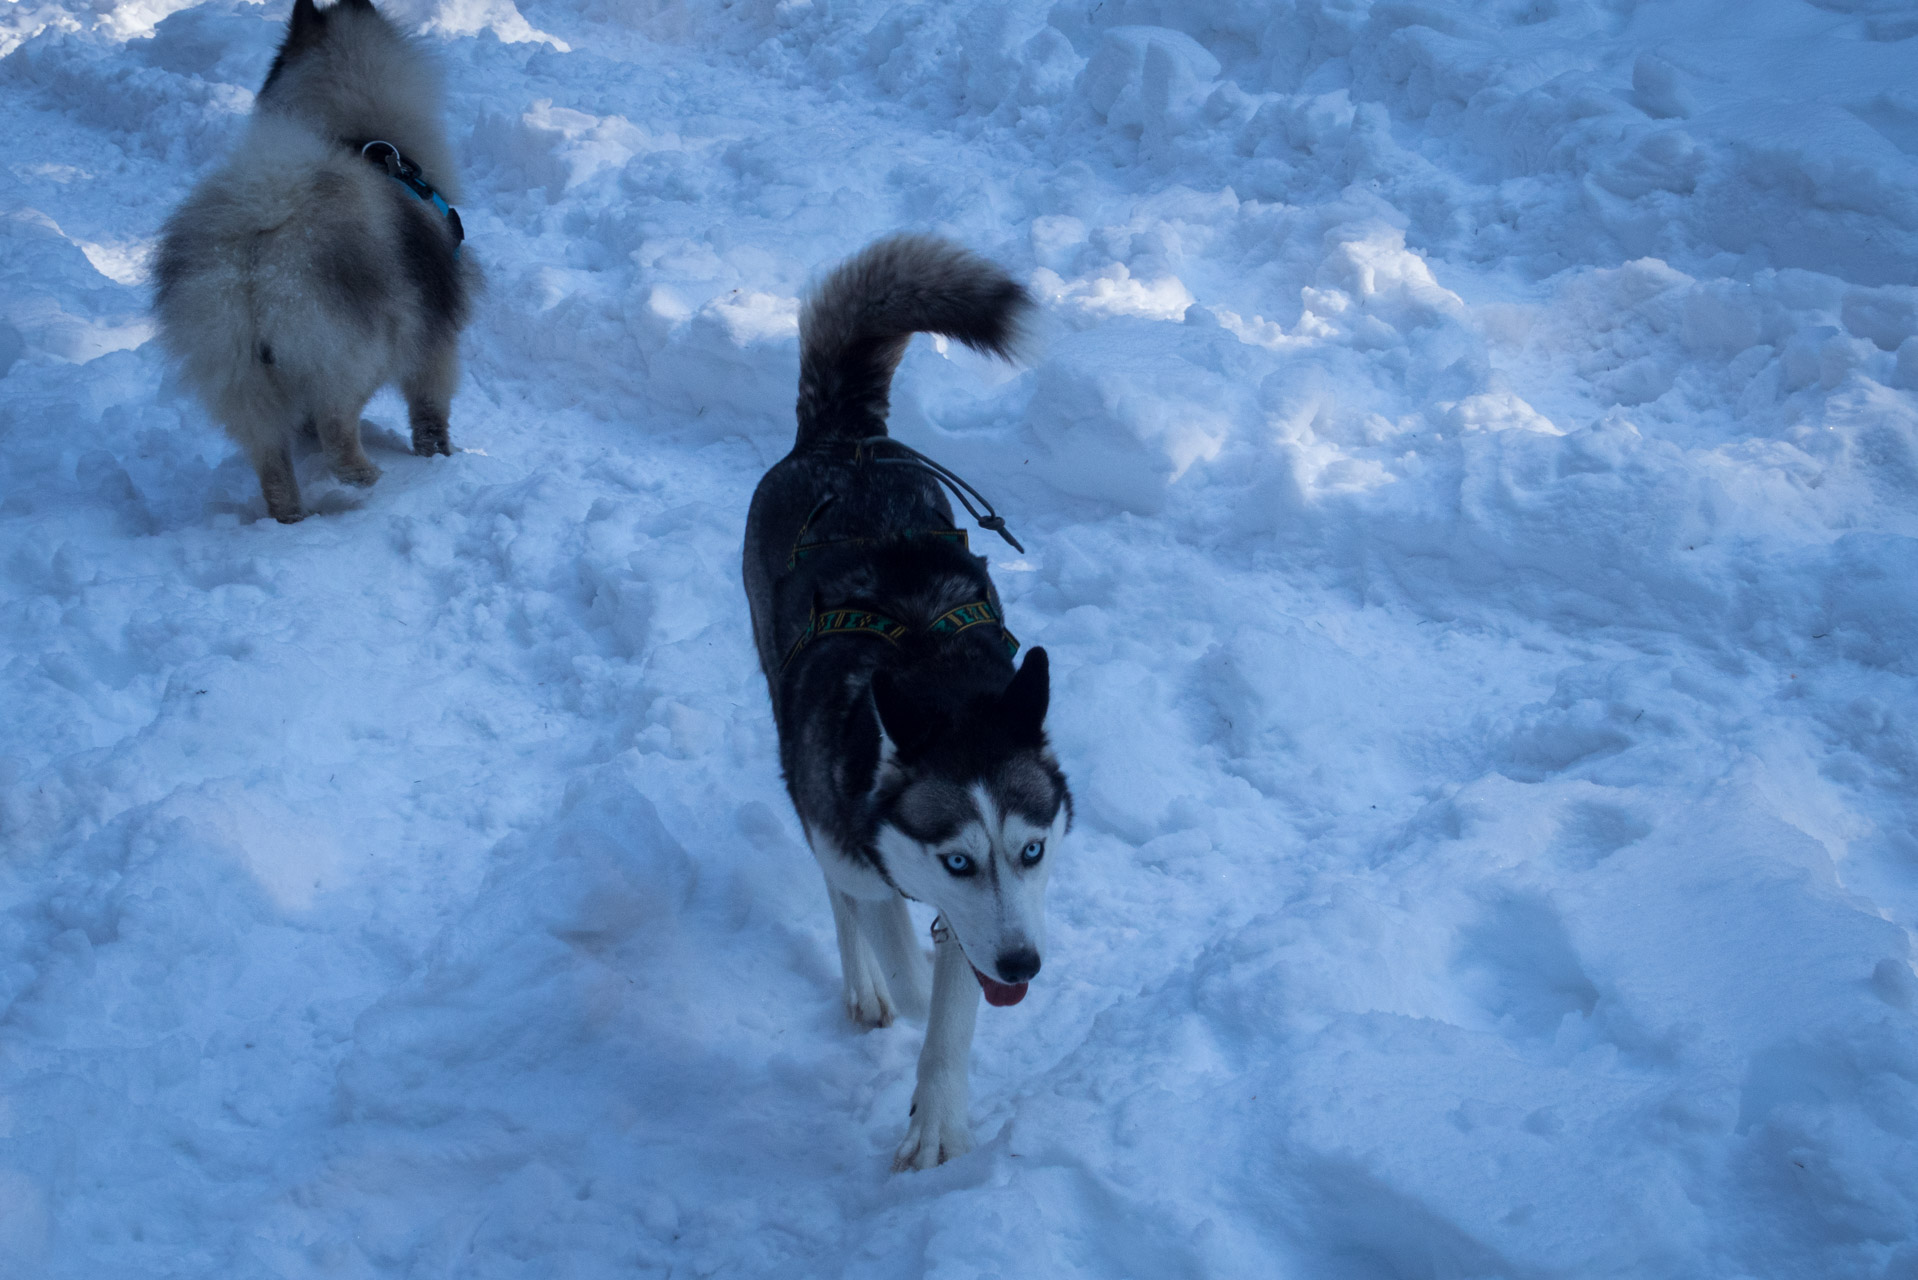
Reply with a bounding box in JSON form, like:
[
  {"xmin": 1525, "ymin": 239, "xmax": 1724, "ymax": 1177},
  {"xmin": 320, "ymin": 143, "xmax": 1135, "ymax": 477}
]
[{"xmin": 359, "ymin": 139, "xmax": 464, "ymax": 258}]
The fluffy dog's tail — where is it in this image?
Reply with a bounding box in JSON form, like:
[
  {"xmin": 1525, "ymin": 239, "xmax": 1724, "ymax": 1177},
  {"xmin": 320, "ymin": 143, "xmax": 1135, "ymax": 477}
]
[{"xmin": 796, "ymin": 234, "xmax": 1030, "ymax": 448}]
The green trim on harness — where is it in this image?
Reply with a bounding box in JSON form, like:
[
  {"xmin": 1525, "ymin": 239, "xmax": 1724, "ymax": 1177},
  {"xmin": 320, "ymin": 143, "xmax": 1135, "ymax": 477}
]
[
  {"xmin": 926, "ymin": 599, "xmax": 1009, "ymax": 644},
  {"xmin": 780, "ymin": 598, "xmax": 1019, "ymax": 673}
]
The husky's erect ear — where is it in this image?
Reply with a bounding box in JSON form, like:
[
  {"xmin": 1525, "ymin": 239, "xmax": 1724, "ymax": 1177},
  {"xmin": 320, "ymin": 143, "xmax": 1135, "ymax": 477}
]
[
  {"xmin": 872, "ymin": 669, "xmax": 939, "ymax": 761},
  {"xmin": 1000, "ymin": 647, "xmax": 1049, "ymax": 742}
]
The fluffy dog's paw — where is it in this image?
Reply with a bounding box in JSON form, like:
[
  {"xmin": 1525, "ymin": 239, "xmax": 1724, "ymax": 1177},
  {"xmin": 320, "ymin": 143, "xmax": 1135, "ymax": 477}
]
[
  {"xmin": 411, "ymin": 424, "xmax": 453, "ymax": 456},
  {"xmin": 892, "ymin": 1097, "xmax": 972, "ymax": 1172},
  {"xmin": 333, "ymin": 459, "xmax": 382, "ymax": 487}
]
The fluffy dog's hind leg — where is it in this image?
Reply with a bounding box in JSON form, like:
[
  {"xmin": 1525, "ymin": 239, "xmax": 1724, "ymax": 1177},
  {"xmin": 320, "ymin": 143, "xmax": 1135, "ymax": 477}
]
[
  {"xmin": 252, "ymin": 437, "xmax": 303, "ymax": 523},
  {"xmin": 827, "ymin": 886, "xmax": 896, "ymax": 1028},
  {"xmin": 405, "ymin": 341, "xmax": 458, "ymax": 457},
  {"xmin": 316, "ymin": 412, "xmax": 382, "ymax": 487}
]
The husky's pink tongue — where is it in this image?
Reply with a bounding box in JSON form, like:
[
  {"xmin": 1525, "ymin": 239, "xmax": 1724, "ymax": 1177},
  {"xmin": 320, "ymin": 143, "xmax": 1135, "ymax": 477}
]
[{"xmin": 972, "ymin": 966, "xmax": 1028, "ymax": 1007}]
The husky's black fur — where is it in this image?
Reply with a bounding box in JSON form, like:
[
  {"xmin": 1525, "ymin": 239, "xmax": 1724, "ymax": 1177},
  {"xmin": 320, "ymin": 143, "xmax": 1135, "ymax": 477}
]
[{"xmin": 742, "ymin": 234, "xmax": 1066, "ymax": 880}]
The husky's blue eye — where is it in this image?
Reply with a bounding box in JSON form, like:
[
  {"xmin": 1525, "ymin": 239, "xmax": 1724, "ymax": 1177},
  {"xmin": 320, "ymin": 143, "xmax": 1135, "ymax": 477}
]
[
  {"xmin": 942, "ymin": 852, "xmax": 975, "ymax": 875},
  {"xmin": 1020, "ymin": 840, "xmax": 1044, "ymax": 866}
]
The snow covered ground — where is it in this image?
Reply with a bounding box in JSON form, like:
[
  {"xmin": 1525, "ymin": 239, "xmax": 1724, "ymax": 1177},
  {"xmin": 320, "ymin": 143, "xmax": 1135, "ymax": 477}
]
[{"xmin": 4, "ymin": 0, "xmax": 1918, "ymax": 1273}]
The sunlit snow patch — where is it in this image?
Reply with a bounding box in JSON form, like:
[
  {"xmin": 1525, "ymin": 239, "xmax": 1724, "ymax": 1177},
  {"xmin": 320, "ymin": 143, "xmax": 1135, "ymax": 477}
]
[
  {"xmin": 194, "ymin": 785, "xmax": 351, "ymax": 912},
  {"xmin": 75, "ymin": 237, "xmax": 151, "ymax": 287},
  {"xmin": 14, "ymin": 162, "xmax": 89, "ymax": 183},
  {"xmin": 412, "ymin": 0, "xmax": 568, "ymax": 50},
  {"xmin": 702, "ymin": 289, "xmax": 799, "ymax": 346},
  {"xmin": 1318, "ymin": 224, "xmax": 1465, "ymax": 328},
  {"xmin": 515, "ymin": 100, "xmax": 674, "ymax": 191},
  {"xmin": 1270, "ymin": 400, "xmax": 1399, "ymax": 498},
  {"xmin": 1032, "ymin": 263, "xmax": 1195, "ymax": 322},
  {"xmin": 1440, "ymin": 390, "xmax": 1564, "ymax": 436},
  {"xmin": 13, "ymin": 0, "xmax": 198, "ymax": 52},
  {"xmin": 1214, "ymin": 224, "xmax": 1465, "ymax": 357}
]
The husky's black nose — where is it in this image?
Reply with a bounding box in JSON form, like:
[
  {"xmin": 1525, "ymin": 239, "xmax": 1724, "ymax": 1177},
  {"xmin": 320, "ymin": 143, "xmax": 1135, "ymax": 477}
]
[{"xmin": 996, "ymin": 948, "xmax": 1041, "ymax": 985}]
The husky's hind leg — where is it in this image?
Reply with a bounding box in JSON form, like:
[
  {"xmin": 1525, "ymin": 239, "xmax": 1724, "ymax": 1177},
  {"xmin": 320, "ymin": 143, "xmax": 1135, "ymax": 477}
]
[
  {"xmin": 251, "ymin": 436, "xmax": 303, "ymax": 523},
  {"xmin": 826, "ymin": 884, "xmax": 896, "ymax": 1028},
  {"xmin": 316, "ymin": 411, "xmax": 381, "ymax": 487},
  {"xmin": 404, "ymin": 339, "xmax": 458, "ymax": 457}
]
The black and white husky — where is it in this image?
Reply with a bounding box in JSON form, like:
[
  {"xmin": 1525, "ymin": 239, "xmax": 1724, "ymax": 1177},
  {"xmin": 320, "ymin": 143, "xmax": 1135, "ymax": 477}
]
[
  {"xmin": 154, "ymin": 0, "xmax": 476, "ymax": 523},
  {"xmin": 743, "ymin": 236, "xmax": 1072, "ymax": 1171}
]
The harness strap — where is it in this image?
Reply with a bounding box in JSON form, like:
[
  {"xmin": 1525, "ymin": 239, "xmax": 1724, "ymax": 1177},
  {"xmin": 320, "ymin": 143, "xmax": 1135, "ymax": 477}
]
[
  {"xmin": 788, "ymin": 526, "xmax": 971, "ymax": 570},
  {"xmin": 360, "ymin": 140, "xmax": 465, "ymax": 258},
  {"xmin": 786, "ymin": 495, "xmax": 836, "ymax": 569},
  {"xmin": 850, "ymin": 436, "xmax": 1025, "ymax": 554},
  {"xmin": 780, "ymin": 598, "xmax": 1018, "ymax": 673},
  {"xmin": 926, "ymin": 599, "xmax": 1011, "ymax": 644}
]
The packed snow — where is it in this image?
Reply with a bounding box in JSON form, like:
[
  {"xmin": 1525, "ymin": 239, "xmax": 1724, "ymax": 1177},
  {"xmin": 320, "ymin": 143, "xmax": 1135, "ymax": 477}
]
[{"xmin": 4, "ymin": 0, "xmax": 1918, "ymax": 1274}]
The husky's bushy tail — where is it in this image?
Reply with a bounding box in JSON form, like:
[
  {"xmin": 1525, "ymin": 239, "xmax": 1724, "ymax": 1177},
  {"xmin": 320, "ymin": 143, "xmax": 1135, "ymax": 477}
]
[{"xmin": 796, "ymin": 235, "xmax": 1031, "ymax": 447}]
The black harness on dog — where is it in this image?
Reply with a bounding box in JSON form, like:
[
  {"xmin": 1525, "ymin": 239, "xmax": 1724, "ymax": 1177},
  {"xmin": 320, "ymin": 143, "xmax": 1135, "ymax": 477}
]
[
  {"xmin": 780, "ymin": 436, "xmax": 1026, "ymax": 673},
  {"xmin": 356, "ymin": 139, "xmax": 465, "ymax": 258},
  {"xmin": 786, "ymin": 435, "xmax": 1027, "ymax": 568},
  {"xmin": 786, "ymin": 505, "xmax": 971, "ymax": 570},
  {"xmin": 846, "ymin": 436, "xmax": 1025, "ymax": 553}
]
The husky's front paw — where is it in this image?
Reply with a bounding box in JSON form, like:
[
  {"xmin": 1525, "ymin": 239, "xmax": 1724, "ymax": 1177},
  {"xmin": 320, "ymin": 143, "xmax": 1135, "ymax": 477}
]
[
  {"xmin": 892, "ymin": 1089, "xmax": 971, "ymax": 1172},
  {"xmin": 845, "ymin": 978, "xmax": 896, "ymax": 1029}
]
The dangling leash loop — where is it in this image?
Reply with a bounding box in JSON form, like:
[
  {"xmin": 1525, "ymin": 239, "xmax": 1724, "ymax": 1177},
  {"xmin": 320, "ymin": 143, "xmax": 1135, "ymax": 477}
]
[{"xmin": 854, "ymin": 436, "xmax": 1026, "ymax": 554}]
